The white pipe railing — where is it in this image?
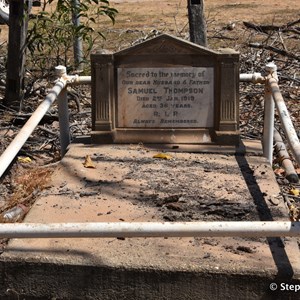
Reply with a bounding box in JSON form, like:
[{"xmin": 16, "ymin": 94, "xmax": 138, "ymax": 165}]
[
  {"xmin": 56, "ymin": 67, "xmax": 91, "ymax": 156},
  {"xmin": 68, "ymin": 75, "xmax": 91, "ymax": 85},
  {"xmin": 0, "ymin": 67, "xmax": 68, "ymax": 179},
  {"xmin": 0, "ymin": 66, "xmax": 298, "ymax": 240},
  {"xmin": 239, "ymin": 72, "xmax": 264, "ymax": 83},
  {"xmin": 269, "ymin": 78, "xmax": 300, "ymax": 166},
  {"xmin": 0, "ymin": 221, "xmax": 299, "ymax": 238},
  {"xmin": 0, "ymin": 66, "xmax": 91, "ymax": 179},
  {"xmin": 262, "ymin": 63, "xmax": 278, "ymax": 163},
  {"xmin": 1, "ymin": 66, "xmax": 296, "ymax": 177},
  {"xmin": 274, "ymin": 129, "xmax": 299, "ymax": 183},
  {"xmin": 250, "ymin": 62, "xmax": 300, "ymax": 167}
]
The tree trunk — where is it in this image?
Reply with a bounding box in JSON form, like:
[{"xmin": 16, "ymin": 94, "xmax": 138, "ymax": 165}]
[
  {"xmin": 4, "ymin": 0, "xmax": 29, "ymax": 108},
  {"xmin": 72, "ymin": 0, "xmax": 84, "ymax": 71},
  {"xmin": 187, "ymin": 0, "xmax": 207, "ymax": 47}
]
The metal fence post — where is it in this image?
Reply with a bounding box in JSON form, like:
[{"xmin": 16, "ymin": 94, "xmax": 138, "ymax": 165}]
[
  {"xmin": 269, "ymin": 79, "xmax": 300, "ymax": 166},
  {"xmin": 263, "ymin": 63, "xmax": 276, "ymax": 163},
  {"xmin": 56, "ymin": 66, "xmax": 70, "ymax": 157}
]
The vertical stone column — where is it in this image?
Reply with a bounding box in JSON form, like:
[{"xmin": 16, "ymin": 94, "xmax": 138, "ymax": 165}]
[
  {"xmin": 213, "ymin": 50, "xmax": 239, "ymax": 145},
  {"xmin": 218, "ymin": 51, "xmax": 239, "ymax": 131},
  {"xmin": 91, "ymin": 54, "xmax": 114, "ymax": 142}
]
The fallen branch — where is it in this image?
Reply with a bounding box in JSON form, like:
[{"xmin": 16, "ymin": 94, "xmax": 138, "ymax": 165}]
[
  {"xmin": 37, "ymin": 126, "xmax": 58, "ymax": 136},
  {"xmin": 11, "ymin": 113, "xmax": 59, "ymax": 126},
  {"xmin": 248, "ymin": 43, "xmax": 300, "ymax": 61},
  {"xmin": 287, "ymin": 18, "xmax": 300, "ymax": 27},
  {"xmin": 209, "ymin": 35, "xmax": 238, "ymax": 40},
  {"xmin": 243, "ymin": 20, "xmax": 300, "ymax": 35}
]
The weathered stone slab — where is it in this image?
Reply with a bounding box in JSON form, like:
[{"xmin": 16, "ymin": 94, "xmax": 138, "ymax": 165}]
[
  {"xmin": 91, "ymin": 34, "xmax": 240, "ymax": 145},
  {"xmin": 117, "ymin": 67, "xmax": 214, "ymax": 128}
]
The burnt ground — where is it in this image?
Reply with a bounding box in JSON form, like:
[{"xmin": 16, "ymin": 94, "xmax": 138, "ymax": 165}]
[
  {"xmin": 94, "ymin": 150, "xmax": 271, "ymax": 222},
  {"xmin": 37, "ymin": 144, "xmax": 286, "ymax": 227}
]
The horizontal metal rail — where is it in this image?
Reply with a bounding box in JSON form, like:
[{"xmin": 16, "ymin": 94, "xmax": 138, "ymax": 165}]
[
  {"xmin": 239, "ymin": 72, "xmax": 265, "ymax": 83},
  {"xmin": 0, "ymin": 221, "xmax": 299, "ymax": 238}
]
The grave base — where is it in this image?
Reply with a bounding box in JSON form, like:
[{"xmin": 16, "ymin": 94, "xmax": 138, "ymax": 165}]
[{"xmin": 91, "ymin": 129, "xmax": 240, "ymax": 146}]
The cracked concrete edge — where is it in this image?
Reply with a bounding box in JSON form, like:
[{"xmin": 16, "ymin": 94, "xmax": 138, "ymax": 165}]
[{"xmin": 1, "ymin": 258, "xmax": 300, "ymax": 300}]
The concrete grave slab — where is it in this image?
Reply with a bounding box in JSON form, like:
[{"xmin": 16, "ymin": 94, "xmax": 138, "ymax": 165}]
[{"xmin": 1, "ymin": 142, "xmax": 300, "ymax": 299}]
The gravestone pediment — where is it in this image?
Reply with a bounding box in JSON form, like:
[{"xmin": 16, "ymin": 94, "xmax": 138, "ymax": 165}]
[
  {"xmin": 91, "ymin": 34, "xmax": 240, "ymax": 146},
  {"xmin": 116, "ymin": 34, "xmax": 220, "ymax": 56}
]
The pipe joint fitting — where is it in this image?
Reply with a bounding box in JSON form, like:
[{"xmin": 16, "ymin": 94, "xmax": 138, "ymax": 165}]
[
  {"xmin": 66, "ymin": 74, "xmax": 79, "ymax": 85},
  {"xmin": 252, "ymin": 73, "xmax": 265, "ymax": 83},
  {"xmin": 265, "ymin": 62, "xmax": 278, "ymax": 81},
  {"xmin": 55, "ymin": 65, "xmax": 67, "ymax": 78}
]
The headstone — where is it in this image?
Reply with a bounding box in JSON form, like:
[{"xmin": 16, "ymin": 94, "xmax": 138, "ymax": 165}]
[{"xmin": 91, "ymin": 34, "xmax": 239, "ymax": 145}]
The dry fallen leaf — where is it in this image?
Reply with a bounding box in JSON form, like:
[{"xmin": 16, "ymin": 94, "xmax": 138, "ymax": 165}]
[
  {"xmin": 83, "ymin": 155, "xmax": 96, "ymax": 168},
  {"xmin": 153, "ymin": 153, "xmax": 173, "ymax": 160},
  {"xmin": 289, "ymin": 188, "xmax": 300, "ymax": 196},
  {"xmin": 17, "ymin": 156, "xmax": 32, "ymax": 163}
]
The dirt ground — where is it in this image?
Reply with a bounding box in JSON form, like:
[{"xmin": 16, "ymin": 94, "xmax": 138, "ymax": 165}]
[
  {"xmin": 97, "ymin": 0, "xmax": 300, "ymax": 51},
  {"xmin": 109, "ymin": 0, "xmax": 300, "ymax": 28},
  {"xmin": 1, "ymin": 0, "xmax": 300, "ymax": 49},
  {"xmin": 40, "ymin": 143, "xmax": 286, "ymax": 224}
]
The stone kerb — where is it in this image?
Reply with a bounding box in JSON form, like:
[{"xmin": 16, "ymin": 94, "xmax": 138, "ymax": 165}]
[{"xmin": 91, "ymin": 34, "xmax": 239, "ymax": 145}]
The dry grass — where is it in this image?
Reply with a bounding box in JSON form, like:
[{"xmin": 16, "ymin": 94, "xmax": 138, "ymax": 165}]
[{"xmin": 0, "ymin": 167, "xmax": 53, "ymax": 223}]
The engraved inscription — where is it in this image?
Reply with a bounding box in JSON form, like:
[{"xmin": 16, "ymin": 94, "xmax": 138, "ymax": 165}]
[{"xmin": 117, "ymin": 67, "xmax": 214, "ymax": 128}]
